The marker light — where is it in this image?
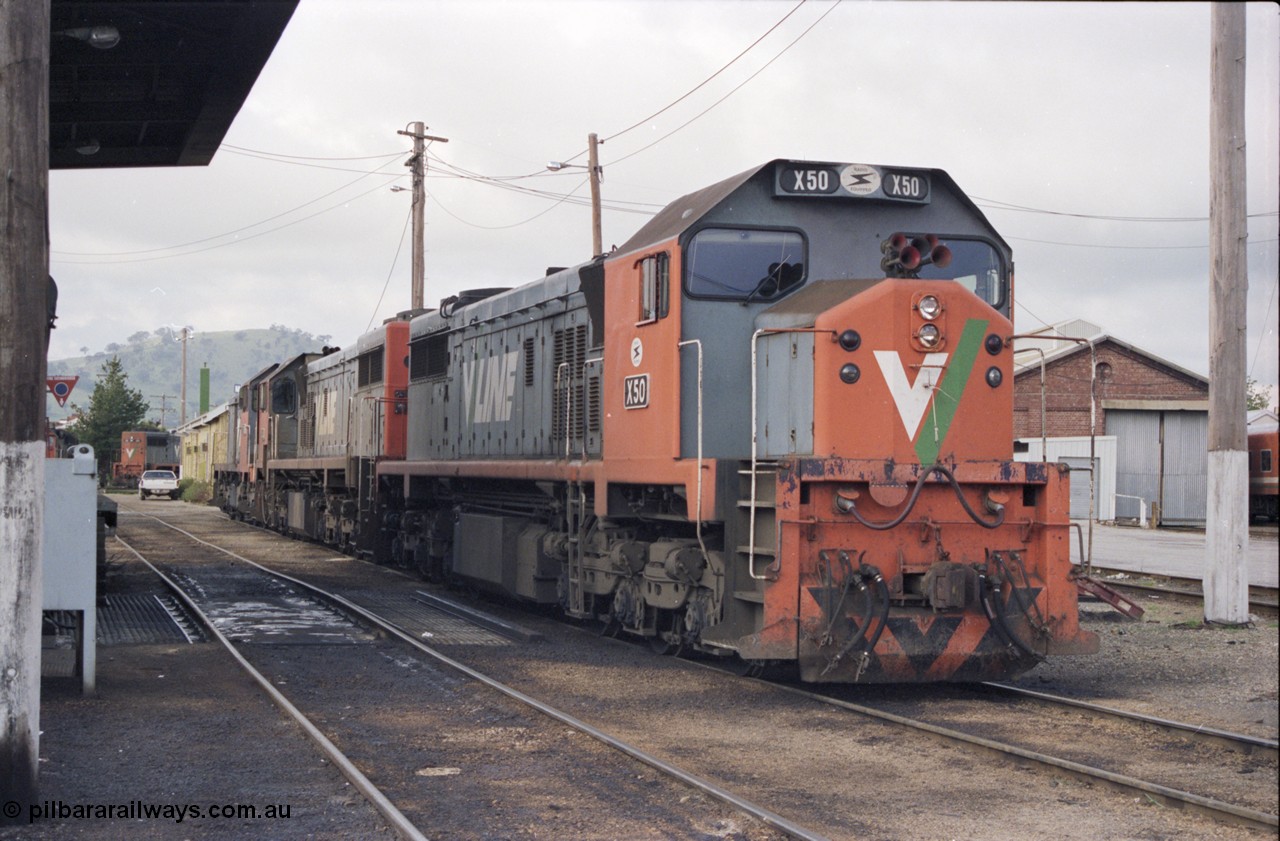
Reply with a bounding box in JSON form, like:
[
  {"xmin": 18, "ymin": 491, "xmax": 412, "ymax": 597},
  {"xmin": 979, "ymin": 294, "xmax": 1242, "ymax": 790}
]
[
  {"xmin": 838, "ymin": 329, "xmax": 861, "ymax": 351},
  {"xmin": 840, "ymin": 363, "xmax": 861, "ymax": 384},
  {"xmin": 917, "ymin": 295, "xmax": 941, "ymax": 320},
  {"xmin": 984, "ymin": 333, "xmax": 1004, "ymax": 355},
  {"xmin": 986, "ymin": 366, "xmax": 1003, "ymax": 388},
  {"xmin": 917, "ymin": 324, "xmax": 941, "ymax": 348}
]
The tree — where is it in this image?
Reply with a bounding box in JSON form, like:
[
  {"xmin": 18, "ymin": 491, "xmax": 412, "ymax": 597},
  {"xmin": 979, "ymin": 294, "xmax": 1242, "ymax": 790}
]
[
  {"xmin": 67, "ymin": 357, "xmax": 150, "ymax": 467},
  {"xmin": 1246, "ymin": 377, "xmax": 1273, "ymax": 411}
]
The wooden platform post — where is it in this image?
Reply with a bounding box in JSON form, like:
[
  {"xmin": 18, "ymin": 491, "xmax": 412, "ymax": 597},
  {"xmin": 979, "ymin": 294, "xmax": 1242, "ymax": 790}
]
[{"xmin": 1, "ymin": 0, "xmax": 50, "ymax": 821}]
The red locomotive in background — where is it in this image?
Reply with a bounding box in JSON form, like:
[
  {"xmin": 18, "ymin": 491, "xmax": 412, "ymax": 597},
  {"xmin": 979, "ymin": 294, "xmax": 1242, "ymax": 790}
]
[
  {"xmin": 211, "ymin": 159, "xmax": 1099, "ymax": 683},
  {"xmin": 111, "ymin": 429, "xmax": 180, "ymax": 487},
  {"xmin": 1249, "ymin": 421, "xmax": 1278, "ymax": 521}
]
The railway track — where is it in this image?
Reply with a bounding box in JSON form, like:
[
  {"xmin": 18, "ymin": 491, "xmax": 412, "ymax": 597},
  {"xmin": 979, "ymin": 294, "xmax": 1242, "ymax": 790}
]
[
  {"xmin": 112, "ymin": 502, "xmax": 1278, "ymax": 839},
  {"xmin": 115, "ymin": 512, "xmax": 818, "ymax": 841},
  {"xmin": 1083, "ymin": 569, "xmax": 1279, "ymax": 614},
  {"xmin": 781, "ymin": 681, "xmax": 1278, "ymax": 833}
]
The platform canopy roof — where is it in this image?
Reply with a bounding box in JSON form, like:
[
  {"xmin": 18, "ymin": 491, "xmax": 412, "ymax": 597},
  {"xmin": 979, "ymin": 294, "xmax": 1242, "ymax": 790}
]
[{"xmin": 49, "ymin": 0, "xmax": 297, "ymax": 170}]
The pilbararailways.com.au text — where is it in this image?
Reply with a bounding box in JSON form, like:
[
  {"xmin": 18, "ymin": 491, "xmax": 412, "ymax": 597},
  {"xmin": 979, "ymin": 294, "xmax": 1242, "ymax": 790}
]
[{"xmin": 9, "ymin": 799, "xmax": 293, "ymax": 824}]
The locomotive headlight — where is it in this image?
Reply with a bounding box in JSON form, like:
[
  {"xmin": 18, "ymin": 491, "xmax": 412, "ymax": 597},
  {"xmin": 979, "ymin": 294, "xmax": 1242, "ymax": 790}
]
[
  {"xmin": 917, "ymin": 295, "xmax": 942, "ymax": 320},
  {"xmin": 839, "ymin": 363, "xmax": 861, "ymax": 384},
  {"xmin": 985, "ymin": 366, "xmax": 1003, "ymax": 388},
  {"xmin": 917, "ymin": 323, "xmax": 942, "ymax": 348}
]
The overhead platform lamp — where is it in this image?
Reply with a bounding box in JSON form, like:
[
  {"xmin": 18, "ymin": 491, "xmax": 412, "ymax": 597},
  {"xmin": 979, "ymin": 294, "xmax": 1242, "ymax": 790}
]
[{"xmin": 53, "ymin": 25, "xmax": 120, "ymax": 49}]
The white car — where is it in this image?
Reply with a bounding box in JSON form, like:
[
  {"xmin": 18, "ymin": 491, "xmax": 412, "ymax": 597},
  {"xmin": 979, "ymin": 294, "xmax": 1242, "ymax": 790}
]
[{"xmin": 138, "ymin": 469, "xmax": 181, "ymax": 500}]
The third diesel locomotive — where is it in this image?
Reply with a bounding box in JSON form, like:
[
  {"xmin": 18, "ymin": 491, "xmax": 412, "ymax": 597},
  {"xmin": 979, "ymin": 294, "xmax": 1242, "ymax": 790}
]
[{"xmin": 213, "ymin": 159, "xmax": 1099, "ymax": 683}]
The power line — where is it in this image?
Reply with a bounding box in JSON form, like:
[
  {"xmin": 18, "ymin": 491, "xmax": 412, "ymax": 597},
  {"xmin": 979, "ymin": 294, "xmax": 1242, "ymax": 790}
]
[
  {"xmin": 1014, "ymin": 298, "xmax": 1054, "ymax": 330},
  {"xmin": 366, "ymin": 205, "xmax": 414, "ymax": 333},
  {"xmin": 975, "ymin": 195, "xmax": 1279, "ymax": 223},
  {"xmin": 50, "ymin": 176, "xmax": 399, "ymax": 265},
  {"xmin": 1249, "ymin": 276, "xmax": 1279, "ymax": 379},
  {"xmin": 1007, "ymin": 235, "xmax": 1278, "ymax": 250},
  {"xmin": 425, "ymin": 150, "xmax": 663, "ymax": 214},
  {"xmin": 609, "ymin": 1, "xmax": 842, "ymax": 168},
  {"xmin": 222, "ymin": 144, "xmax": 404, "ymax": 161},
  {"xmin": 428, "ymin": 176, "xmax": 592, "ymax": 231},
  {"xmin": 52, "ymin": 156, "xmax": 404, "ymax": 258},
  {"xmin": 601, "ymin": 0, "xmax": 809, "ymax": 145}
]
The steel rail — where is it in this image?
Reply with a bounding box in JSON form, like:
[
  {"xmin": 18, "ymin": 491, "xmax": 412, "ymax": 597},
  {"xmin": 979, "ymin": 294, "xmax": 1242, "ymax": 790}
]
[
  {"xmin": 766, "ymin": 680, "xmax": 1278, "ymax": 834},
  {"xmin": 114, "ymin": 535, "xmax": 430, "ymax": 841},
  {"xmin": 137, "ymin": 514, "xmax": 831, "ymax": 841},
  {"xmin": 1082, "ymin": 569, "xmax": 1279, "ymax": 611},
  {"xmin": 979, "ymin": 682, "xmax": 1279, "ymax": 758}
]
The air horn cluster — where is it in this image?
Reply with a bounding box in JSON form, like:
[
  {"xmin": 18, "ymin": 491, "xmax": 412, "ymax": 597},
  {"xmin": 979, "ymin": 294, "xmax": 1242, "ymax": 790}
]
[{"xmin": 880, "ymin": 233, "xmax": 953, "ymax": 278}]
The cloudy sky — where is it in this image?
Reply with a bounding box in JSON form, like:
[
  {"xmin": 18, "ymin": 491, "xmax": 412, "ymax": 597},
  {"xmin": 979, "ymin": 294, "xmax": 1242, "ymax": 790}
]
[{"xmin": 48, "ymin": 1, "xmax": 1279, "ymax": 403}]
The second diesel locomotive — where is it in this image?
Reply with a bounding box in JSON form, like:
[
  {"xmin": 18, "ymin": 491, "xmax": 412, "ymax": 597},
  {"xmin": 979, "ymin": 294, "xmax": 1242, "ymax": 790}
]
[{"xmin": 213, "ymin": 159, "xmax": 1099, "ymax": 683}]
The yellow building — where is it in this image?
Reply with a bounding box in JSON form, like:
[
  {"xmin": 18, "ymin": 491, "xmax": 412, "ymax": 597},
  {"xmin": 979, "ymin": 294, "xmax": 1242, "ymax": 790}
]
[{"xmin": 176, "ymin": 403, "xmax": 231, "ymax": 485}]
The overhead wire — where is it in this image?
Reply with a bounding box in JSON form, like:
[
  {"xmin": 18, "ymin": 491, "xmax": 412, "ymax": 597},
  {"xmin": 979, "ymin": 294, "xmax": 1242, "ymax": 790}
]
[
  {"xmin": 53, "ymin": 155, "xmax": 405, "ymax": 258},
  {"xmin": 366, "ymin": 205, "xmax": 414, "ymax": 333},
  {"xmin": 50, "ymin": 175, "xmax": 400, "ymax": 265},
  {"xmin": 976, "ymin": 195, "xmax": 1279, "ymax": 223},
  {"xmin": 222, "ymin": 144, "xmax": 405, "ymax": 161},
  {"xmin": 601, "ymin": 0, "xmax": 809, "ymax": 145},
  {"xmin": 608, "ymin": 1, "xmax": 843, "ymax": 168},
  {"xmin": 1249, "ymin": 276, "xmax": 1278, "ymax": 379},
  {"xmin": 1007, "ymin": 235, "xmax": 1279, "ymax": 250},
  {"xmin": 428, "ymin": 177, "xmax": 592, "ymax": 231}
]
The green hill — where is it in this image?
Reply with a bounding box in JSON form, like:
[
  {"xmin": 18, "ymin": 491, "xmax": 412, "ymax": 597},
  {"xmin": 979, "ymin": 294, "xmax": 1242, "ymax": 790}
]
[{"xmin": 47, "ymin": 325, "xmax": 332, "ymax": 427}]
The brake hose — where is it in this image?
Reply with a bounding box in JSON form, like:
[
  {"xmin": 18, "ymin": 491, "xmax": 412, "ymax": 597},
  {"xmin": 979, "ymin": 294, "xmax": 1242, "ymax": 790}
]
[
  {"xmin": 822, "ymin": 563, "xmax": 890, "ymax": 679},
  {"xmin": 980, "ymin": 570, "xmax": 1044, "ymax": 662}
]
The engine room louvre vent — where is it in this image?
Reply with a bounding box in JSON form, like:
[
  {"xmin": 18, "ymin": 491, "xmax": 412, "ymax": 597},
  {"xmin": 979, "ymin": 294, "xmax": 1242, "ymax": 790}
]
[
  {"xmin": 300, "ymin": 391, "xmax": 315, "ymax": 450},
  {"xmin": 357, "ymin": 346, "xmax": 385, "ymax": 387},
  {"xmin": 552, "ymin": 325, "xmax": 589, "ymax": 441},
  {"xmin": 524, "ymin": 336, "xmax": 536, "ymax": 387},
  {"xmin": 410, "ymin": 332, "xmax": 451, "ymax": 382},
  {"xmin": 587, "ymin": 374, "xmax": 601, "ymax": 432}
]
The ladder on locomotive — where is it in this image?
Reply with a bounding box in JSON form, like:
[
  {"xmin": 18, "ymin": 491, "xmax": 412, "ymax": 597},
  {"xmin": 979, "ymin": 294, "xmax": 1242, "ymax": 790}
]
[
  {"xmin": 735, "ymin": 459, "xmax": 778, "ymax": 595},
  {"xmin": 564, "ymin": 481, "xmax": 589, "ymax": 618}
]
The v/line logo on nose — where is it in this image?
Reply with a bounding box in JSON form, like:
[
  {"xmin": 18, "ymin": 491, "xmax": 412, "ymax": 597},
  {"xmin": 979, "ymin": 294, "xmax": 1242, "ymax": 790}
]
[{"xmin": 871, "ymin": 319, "xmax": 988, "ymax": 465}]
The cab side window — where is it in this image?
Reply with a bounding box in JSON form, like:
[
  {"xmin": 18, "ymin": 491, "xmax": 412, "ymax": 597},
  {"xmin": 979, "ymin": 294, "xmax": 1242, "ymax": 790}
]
[{"xmin": 638, "ymin": 252, "xmax": 670, "ymax": 324}]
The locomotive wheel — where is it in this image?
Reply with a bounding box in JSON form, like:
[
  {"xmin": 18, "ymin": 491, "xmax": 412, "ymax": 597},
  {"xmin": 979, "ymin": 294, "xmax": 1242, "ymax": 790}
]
[
  {"xmin": 648, "ymin": 615, "xmax": 684, "ymax": 657},
  {"xmin": 599, "ymin": 614, "xmax": 621, "ymax": 638},
  {"xmin": 648, "ymin": 634, "xmax": 675, "ymax": 655}
]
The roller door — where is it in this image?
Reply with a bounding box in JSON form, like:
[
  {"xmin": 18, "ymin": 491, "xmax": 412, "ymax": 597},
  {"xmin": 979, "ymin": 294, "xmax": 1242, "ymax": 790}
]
[{"xmin": 1106, "ymin": 409, "xmax": 1207, "ymax": 527}]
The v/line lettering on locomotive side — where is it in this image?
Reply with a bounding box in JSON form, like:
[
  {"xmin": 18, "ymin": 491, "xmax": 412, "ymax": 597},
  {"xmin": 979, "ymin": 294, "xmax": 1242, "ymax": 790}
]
[
  {"xmin": 462, "ymin": 351, "xmax": 519, "ymax": 425},
  {"xmin": 317, "ymin": 389, "xmax": 339, "ymax": 438}
]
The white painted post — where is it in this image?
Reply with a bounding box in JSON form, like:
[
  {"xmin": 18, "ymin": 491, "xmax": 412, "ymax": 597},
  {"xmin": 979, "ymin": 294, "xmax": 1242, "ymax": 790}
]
[{"xmin": 1205, "ymin": 3, "xmax": 1250, "ymax": 624}]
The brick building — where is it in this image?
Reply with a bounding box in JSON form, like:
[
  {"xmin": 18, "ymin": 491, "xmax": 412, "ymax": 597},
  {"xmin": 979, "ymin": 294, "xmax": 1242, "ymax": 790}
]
[{"xmin": 1013, "ymin": 320, "xmax": 1209, "ymax": 526}]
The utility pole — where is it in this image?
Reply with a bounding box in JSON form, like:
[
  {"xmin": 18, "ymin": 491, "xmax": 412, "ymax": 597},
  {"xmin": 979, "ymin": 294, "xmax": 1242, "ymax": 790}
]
[
  {"xmin": 588, "ymin": 132, "xmax": 603, "ymax": 258},
  {"xmin": 179, "ymin": 327, "xmax": 189, "ymax": 425},
  {"xmin": 151, "ymin": 394, "xmax": 175, "ymax": 429},
  {"xmin": 546, "ymin": 133, "xmax": 605, "ymax": 258},
  {"xmin": 0, "ymin": 0, "xmax": 49, "ymax": 821},
  {"xmin": 396, "ymin": 122, "xmax": 448, "ymax": 312},
  {"xmin": 1205, "ymin": 2, "xmax": 1249, "ymax": 625}
]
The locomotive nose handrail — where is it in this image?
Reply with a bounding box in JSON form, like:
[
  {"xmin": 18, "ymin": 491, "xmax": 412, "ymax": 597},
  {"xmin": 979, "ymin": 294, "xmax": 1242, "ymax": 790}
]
[{"xmin": 677, "ymin": 339, "xmax": 707, "ymax": 560}]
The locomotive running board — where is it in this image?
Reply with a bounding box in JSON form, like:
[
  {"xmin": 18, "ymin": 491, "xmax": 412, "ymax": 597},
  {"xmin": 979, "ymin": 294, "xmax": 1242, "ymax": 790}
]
[{"xmin": 1074, "ymin": 575, "xmax": 1145, "ymax": 620}]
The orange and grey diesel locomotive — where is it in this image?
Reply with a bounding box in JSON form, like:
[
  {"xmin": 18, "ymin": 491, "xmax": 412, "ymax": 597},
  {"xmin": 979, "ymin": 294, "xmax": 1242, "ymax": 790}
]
[{"xmin": 217, "ymin": 159, "xmax": 1099, "ymax": 683}]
